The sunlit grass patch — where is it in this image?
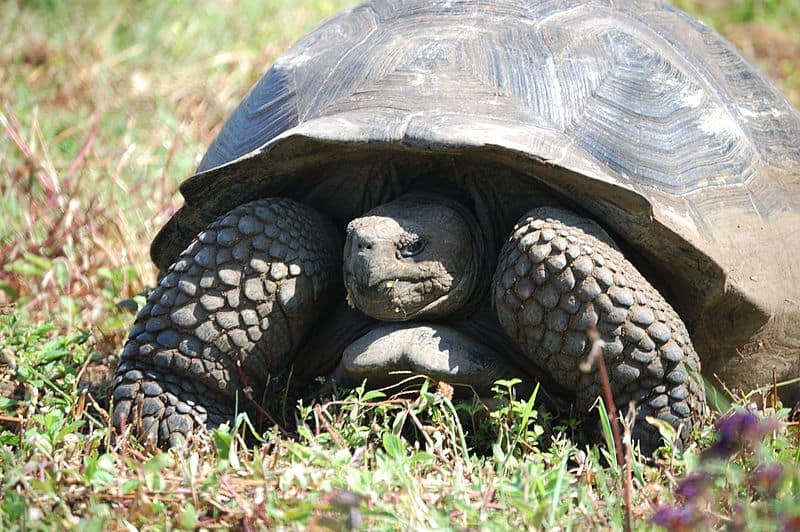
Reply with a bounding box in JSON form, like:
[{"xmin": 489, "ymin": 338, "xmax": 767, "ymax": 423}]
[
  {"xmin": 1, "ymin": 0, "xmax": 359, "ymax": 330},
  {"xmin": 1, "ymin": 316, "xmax": 798, "ymax": 529}
]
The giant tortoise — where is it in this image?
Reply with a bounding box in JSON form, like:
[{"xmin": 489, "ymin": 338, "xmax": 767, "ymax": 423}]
[{"xmin": 112, "ymin": 0, "xmax": 800, "ymax": 453}]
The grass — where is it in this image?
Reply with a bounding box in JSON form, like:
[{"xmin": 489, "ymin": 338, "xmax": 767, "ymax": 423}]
[
  {"xmin": 1, "ymin": 0, "xmax": 799, "ymax": 529},
  {"xmin": 672, "ymin": 0, "xmax": 800, "ymax": 103}
]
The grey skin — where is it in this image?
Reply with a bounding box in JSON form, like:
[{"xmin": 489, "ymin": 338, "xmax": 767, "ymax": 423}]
[
  {"xmin": 335, "ymin": 195, "xmax": 706, "ymax": 453},
  {"xmin": 343, "ymin": 196, "xmax": 484, "ymax": 321},
  {"xmin": 112, "ymin": 191, "xmax": 706, "ymax": 454},
  {"xmin": 336, "ymin": 196, "xmax": 535, "ymax": 398}
]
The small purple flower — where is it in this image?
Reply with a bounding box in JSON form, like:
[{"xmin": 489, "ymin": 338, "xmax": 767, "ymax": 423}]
[
  {"xmin": 652, "ymin": 504, "xmax": 696, "ymax": 531},
  {"xmin": 675, "ymin": 470, "xmax": 714, "ymax": 503},
  {"xmin": 750, "ymin": 463, "xmax": 783, "ymax": 494},
  {"xmin": 728, "ymin": 501, "xmax": 748, "ymax": 532},
  {"xmin": 782, "ymin": 515, "xmax": 800, "ymax": 532},
  {"xmin": 703, "ymin": 410, "xmax": 780, "ymax": 460}
]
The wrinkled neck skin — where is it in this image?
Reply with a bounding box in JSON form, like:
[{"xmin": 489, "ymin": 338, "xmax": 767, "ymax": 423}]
[{"xmin": 343, "ymin": 194, "xmax": 491, "ymax": 322}]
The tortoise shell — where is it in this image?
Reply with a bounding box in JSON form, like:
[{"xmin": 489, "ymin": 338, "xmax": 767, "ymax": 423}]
[{"xmin": 152, "ymin": 0, "xmax": 800, "ymax": 395}]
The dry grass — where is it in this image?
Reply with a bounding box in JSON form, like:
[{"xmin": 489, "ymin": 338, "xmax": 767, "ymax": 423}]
[{"xmin": 1, "ymin": 1, "xmax": 359, "ymax": 336}]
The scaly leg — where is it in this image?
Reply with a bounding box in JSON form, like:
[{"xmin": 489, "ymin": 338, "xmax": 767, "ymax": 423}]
[
  {"xmin": 113, "ymin": 198, "xmax": 341, "ymax": 446},
  {"xmin": 493, "ymin": 207, "xmax": 706, "ymax": 454}
]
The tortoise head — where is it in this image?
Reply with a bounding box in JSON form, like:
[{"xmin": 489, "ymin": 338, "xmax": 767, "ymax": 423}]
[{"xmin": 343, "ymin": 195, "xmax": 484, "ymax": 321}]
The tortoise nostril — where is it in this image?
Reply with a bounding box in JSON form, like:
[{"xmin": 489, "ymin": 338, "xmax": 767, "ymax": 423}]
[{"xmin": 353, "ymin": 234, "xmax": 373, "ymax": 251}]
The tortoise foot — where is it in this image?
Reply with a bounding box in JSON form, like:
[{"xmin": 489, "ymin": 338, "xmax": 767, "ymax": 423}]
[
  {"xmin": 494, "ymin": 207, "xmax": 707, "ymax": 453},
  {"xmin": 113, "ymin": 363, "xmax": 231, "ymax": 447},
  {"xmin": 113, "ymin": 197, "xmax": 341, "ymax": 447}
]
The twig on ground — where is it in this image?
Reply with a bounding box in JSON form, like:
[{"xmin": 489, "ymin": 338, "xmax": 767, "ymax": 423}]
[
  {"xmin": 314, "ymin": 404, "xmax": 348, "ymax": 448},
  {"xmin": 581, "ymin": 330, "xmax": 631, "ymax": 532},
  {"xmin": 234, "ymin": 360, "xmax": 291, "ymax": 438}
]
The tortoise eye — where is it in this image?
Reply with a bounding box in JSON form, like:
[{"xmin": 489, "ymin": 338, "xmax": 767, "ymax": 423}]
[{"xmin": 400, "ymin": 240, "xmax": 425, "ymax": 258}]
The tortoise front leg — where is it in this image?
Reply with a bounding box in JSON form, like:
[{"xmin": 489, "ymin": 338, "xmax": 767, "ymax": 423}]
[
  {"xmin": 112, "ymin": 198, "xmax": 341, "ymax": 447},
  {"xmin": 331, "ymin": 323, "xmax": 534, "ymax": 397},
  {"xmin": 492, "ymin": 207, "xmax": 706, "ymax": 454}
]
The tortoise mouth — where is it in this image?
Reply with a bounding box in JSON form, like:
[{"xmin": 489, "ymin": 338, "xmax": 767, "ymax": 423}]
[{"xmin": 344, "ymin": 273, "xmax": 444, "ymax": 321}]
